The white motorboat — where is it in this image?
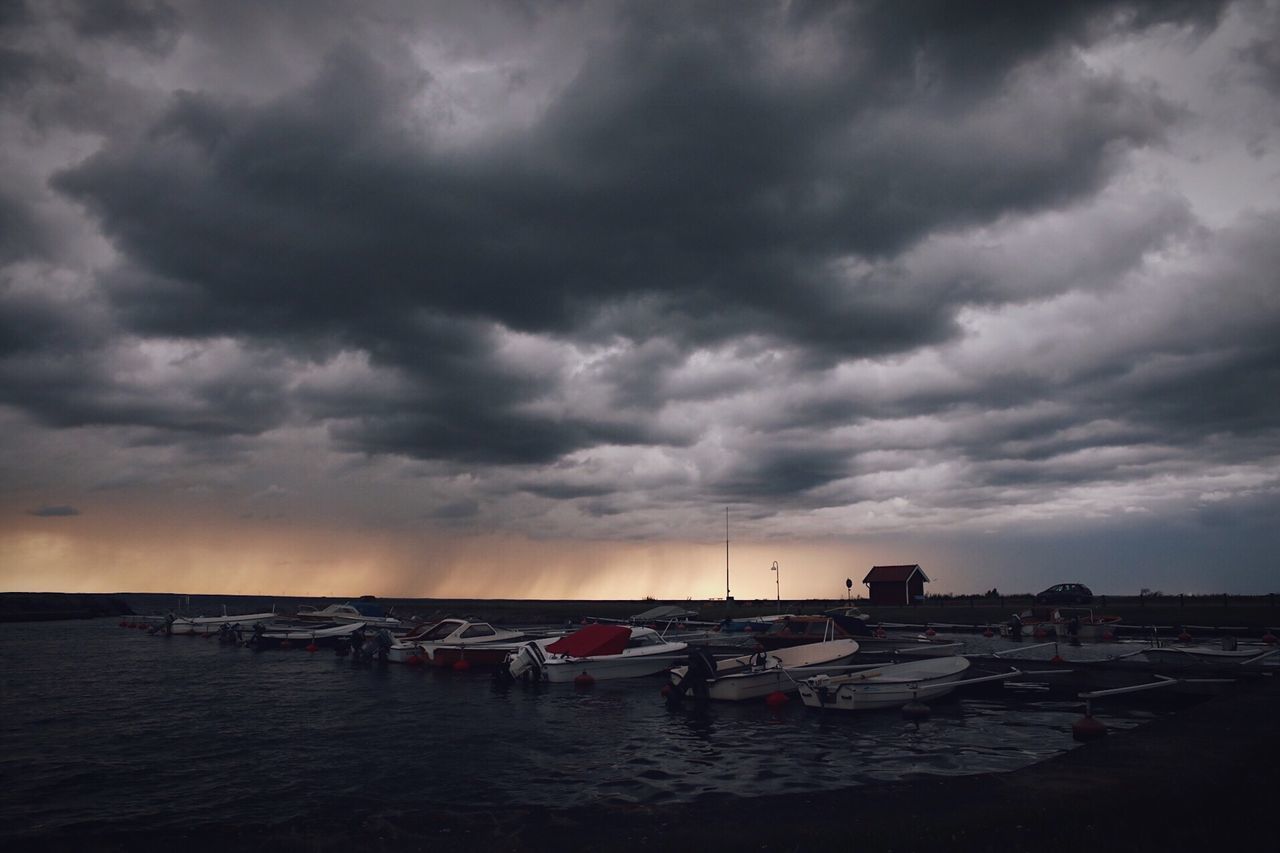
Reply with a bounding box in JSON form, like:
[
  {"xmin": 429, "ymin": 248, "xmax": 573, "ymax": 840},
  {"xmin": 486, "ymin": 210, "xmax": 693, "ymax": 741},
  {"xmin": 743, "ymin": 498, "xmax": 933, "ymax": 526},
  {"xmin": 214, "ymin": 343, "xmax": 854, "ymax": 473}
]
[
  {"xmin": 164, "ymin": 611, "xmax": 278, "ymax": 636},
  {"xmin": 295, "ymin": 602, "xmax": 401, "ymax": 629},
  {"xmin": 408, "ymin": 618, "xmax": 533, "ymax": 666},
  {"xmin": 1141, "ymin": 645, "xmax": 1280, "ymax": 667},
  {"xmin": 507, "ymin": 624, "xmax": 687, "ymax": 683},
  {"xmin": 242, "ymin": 620, "xmax": 366, "ymax": 650},
  {"xmin": 668, "ymin": 638, "xmax": 861, "ymax": 701},
  {"xmin": 798, "ymin": 656, "xmax": 981, "ymax": 711}
]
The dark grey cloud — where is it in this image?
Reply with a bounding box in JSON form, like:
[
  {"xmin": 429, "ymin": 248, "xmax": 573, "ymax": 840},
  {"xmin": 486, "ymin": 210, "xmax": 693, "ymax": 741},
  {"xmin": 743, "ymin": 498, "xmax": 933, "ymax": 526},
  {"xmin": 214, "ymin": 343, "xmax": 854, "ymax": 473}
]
[
  {"xmin": 66, "ymin": 0, "xmax": 180, "ymax": 54},
  {"xmin": 0, "ymin": 0, "xmax": 1276, "ymax": 574},
  {"xmin": 34, "ymin": 0, "xmax": 1224, "ymax": 467},
  {"xmin": 27, "ymin": 504, "xmax": 80, "ymax": 517}
]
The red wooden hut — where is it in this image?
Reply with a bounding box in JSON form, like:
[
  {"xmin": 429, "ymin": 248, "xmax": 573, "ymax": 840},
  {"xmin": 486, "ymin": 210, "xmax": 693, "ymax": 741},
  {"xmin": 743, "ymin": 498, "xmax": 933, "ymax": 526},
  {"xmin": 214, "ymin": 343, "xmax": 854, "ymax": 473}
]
[{"xmin": 862, "ymin": 564, "xmax": 930, "ymax": 606}]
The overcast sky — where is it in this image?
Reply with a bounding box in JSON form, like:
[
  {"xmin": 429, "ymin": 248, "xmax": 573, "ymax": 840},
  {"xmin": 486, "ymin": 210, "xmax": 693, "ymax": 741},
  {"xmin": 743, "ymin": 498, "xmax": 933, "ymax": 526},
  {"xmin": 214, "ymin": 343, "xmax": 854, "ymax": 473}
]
[{"xmin": 2, "ymin": 0, "xmax": 1278, "ymax": 599}]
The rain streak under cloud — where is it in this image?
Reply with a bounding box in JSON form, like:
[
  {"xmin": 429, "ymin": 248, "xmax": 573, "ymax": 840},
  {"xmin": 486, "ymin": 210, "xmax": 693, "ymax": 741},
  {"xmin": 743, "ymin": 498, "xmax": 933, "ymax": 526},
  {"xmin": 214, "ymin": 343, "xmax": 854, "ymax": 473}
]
[{"xmin": 1, "ymin": 0, "xmax": 1278, "ymax": 598}]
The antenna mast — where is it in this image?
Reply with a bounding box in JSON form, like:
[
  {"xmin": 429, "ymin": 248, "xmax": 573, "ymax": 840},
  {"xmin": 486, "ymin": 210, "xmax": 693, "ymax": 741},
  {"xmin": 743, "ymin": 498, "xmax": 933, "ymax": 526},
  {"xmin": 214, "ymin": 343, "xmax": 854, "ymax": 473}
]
[{"xmin": 725, "ymin": 507, "xmax": 730, "ymax": 602}]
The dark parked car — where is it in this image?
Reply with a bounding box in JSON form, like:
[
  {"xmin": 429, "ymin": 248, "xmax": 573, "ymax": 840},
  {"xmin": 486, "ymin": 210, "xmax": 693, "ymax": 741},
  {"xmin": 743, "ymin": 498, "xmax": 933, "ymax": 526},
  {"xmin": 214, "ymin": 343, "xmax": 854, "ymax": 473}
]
[{"xmin": 1034, "ymin": 583, "xmax": 1094, "ymax": 605}]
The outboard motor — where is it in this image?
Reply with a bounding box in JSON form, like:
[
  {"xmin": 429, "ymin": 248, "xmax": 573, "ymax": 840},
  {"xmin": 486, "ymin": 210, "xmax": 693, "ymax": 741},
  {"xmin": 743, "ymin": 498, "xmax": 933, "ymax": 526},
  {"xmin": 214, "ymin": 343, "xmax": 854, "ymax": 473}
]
[
  {"xmin": 348, "ymin": 626, "xmax": 367, "ymax": 662},
  {"xmin": 248, "ymin": 621, "xmax": 267, "ymax": 649},
  {"xmin": 666, "ymin": 647, "xmax": 718, "ymax": 706},
  {"xmin": 375, "ymin": 628, "xmax": 393, "ymax": 664},
  {"xmin": 1006, "ymin": 613, "xmax": 1023, "ymax": 642},
  {"xmin": 507, "ymin": 642, "xmax": 546, "ymax": 683}
]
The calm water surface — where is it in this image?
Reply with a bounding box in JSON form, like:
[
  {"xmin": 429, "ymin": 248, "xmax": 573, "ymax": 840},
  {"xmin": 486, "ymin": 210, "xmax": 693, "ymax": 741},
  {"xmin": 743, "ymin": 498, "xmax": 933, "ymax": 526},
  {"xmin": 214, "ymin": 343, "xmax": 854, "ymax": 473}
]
[{"xmin": 0, "ymin": 619, "xmax": 1161, "ymax": 840}]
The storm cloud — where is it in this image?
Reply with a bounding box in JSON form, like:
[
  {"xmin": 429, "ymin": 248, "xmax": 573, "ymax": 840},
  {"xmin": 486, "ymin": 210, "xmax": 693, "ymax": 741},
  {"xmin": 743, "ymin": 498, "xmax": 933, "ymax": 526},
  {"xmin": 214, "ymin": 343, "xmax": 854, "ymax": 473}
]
[{"xmin": 2, "ymin": 0, "xmax": 1277, "ymax": 594}]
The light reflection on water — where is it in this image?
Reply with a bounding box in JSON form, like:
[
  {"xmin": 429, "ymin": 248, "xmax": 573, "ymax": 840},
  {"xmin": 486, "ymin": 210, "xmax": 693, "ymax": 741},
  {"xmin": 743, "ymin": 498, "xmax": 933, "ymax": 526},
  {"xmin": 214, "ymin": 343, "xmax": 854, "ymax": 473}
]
[{"xmin": 0, "ymin": 620, "xmax": 1164, "ymax": 838}]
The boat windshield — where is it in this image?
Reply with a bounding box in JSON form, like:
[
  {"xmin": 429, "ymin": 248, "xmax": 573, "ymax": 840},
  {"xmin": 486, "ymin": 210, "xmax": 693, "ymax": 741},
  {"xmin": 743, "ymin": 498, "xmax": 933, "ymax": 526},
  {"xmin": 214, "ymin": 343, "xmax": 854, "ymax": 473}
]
[
  {"xmin": 460, "ymin": 624, "xmax": 496, "ymax": 638},
  {"xmin": 626, "ymin": 633, "xmax": 665, "ymax": 648},
  {"xmin": 419, "ymin": 620, "xmax": 466, "ymax": 640}
]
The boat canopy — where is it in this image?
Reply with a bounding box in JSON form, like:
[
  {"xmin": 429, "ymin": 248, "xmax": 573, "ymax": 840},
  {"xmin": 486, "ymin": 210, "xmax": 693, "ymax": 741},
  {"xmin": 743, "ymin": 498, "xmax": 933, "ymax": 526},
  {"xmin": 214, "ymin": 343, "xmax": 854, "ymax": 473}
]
[{"xmin": 546, "ymin": 624, "xmax": 631, "ymax": 657}]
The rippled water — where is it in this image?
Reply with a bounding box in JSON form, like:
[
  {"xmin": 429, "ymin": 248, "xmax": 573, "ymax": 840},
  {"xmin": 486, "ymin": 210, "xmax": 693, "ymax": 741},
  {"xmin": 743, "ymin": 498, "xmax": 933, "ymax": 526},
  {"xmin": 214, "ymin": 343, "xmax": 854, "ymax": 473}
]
[{"xmin": 0, "ymin": 619, "xmax": 1163, "ymax": 841}]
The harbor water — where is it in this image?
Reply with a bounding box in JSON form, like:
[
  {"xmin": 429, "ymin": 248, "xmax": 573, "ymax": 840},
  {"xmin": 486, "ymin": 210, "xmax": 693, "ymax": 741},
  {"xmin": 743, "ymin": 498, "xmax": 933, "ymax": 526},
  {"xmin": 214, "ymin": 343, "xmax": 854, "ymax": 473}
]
[{"xmin": 1, "ymin": 618, "xmax": 1167, "ymax": 842}]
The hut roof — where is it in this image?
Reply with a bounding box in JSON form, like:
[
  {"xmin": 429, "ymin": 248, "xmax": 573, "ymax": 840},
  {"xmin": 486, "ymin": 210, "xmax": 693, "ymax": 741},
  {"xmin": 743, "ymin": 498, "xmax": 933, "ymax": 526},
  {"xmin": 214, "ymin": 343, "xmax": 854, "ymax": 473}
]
[{"xmin": 862, "ymin": 564, "xmax": 930, "ymax": 584}]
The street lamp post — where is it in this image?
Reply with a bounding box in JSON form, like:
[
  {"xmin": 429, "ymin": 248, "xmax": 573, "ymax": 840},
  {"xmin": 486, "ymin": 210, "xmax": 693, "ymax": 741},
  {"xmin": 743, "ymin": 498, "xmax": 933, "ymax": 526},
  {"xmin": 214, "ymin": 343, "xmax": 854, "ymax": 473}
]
[{"xmin": 771, "ymin": 561, "xmax": 780, "ymax": 613}]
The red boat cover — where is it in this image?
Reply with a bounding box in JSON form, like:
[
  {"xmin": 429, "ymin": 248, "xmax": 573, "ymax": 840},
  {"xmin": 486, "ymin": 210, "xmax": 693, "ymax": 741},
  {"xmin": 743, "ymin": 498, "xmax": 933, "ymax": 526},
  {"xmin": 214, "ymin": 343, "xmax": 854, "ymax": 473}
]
[{"xmin": 546, "ymin": 624, "xmax": 631, "ymax": 657}]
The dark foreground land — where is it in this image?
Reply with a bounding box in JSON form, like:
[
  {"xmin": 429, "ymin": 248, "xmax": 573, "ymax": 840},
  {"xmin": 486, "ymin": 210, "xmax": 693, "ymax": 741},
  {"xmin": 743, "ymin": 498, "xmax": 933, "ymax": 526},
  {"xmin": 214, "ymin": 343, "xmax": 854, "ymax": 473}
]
[
  {"xmin": 0, "ymin": 591, "xmax": 132, "ymax": 622},
  {"xmin": 43, "ymin": 672, "xmax": 1279, "ymax": 853}
]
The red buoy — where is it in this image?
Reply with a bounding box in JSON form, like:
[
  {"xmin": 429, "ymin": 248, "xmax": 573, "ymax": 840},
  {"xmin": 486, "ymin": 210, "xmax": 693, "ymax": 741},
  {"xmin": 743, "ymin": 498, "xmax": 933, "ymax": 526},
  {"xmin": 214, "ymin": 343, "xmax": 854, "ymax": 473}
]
[
  {"xmin": 1178, "ymin": 632, "xmax": 1192, "ymax": 643},
  {"xmin": 1072, "ymin": 714, "xmax": 1107, "ymax": 741},
  {"xmin": 574, "ymin": 671, "xmax": 595, "ymax": 687},
  {"xmin": 925, "ymin": 628, "xmax": 937, "ymax": 638},
  {"xmin": 452, "ymin": 659, "xmax": 472, "ymax": 672},
  {"xmin": 280, "ymin": 640, "xmax": 291, "ymax": 649},
  {"xmin": 660, "ymin": 684, "xmax": 672, "ymax": 698},
  {"xmin": 982, "ymin": 628, "xmax": 994, "ymax": 638},
  {"xmin": 1101, "ymin": 630, "xmax": 1115, "ymax": 642},
  {"xmin": 1263, "ymin": 633, "xmax": 1278, "ymax": 646},
  {"xmin": 875, "ymin": 628, "xmax": 887, "ymax": 639},
  {"xmin": 765, "ymin": 691, "xmax": 789, "ymax": 708},
  {"xmin": 405, "ymin": 655, "xmax": 422, "ymax": 666},
  {"xmin": 1050, "ymin": 654, "xmax": 1066, "ymax": 664},
  {"xmin": 306, "ymin": 643, "xmax": 319, "ymax": 653}
]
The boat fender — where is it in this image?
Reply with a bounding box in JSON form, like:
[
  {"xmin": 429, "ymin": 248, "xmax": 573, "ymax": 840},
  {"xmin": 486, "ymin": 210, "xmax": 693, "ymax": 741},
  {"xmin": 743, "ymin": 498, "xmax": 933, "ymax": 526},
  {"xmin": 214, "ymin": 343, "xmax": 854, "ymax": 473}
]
[
  {"xmin": 574, "ymin": 671, "xmax": 595, "ymax": 688},
  {"xmin": 902, "ymin": 700, "xmax": 930, "ymax": 720},
  {"xmin": 1072, "ymin": 714, "xmax": 1107, "ymax": 741},
  {"xmin": 765, "ymin": 691, "xmax": 788, "ymax": 708}
]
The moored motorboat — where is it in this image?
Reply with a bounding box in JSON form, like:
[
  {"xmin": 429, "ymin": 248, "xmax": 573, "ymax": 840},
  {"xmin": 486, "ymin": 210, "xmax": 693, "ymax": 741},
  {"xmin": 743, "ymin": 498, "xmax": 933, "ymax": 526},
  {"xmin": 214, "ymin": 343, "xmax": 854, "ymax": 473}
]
[
  {"xmin": 1001, "ymin": 608, "xmax": 1121, "ymax": 641},
  {"xmin": 506, "ymin": 624, "xmax": 687, "ymax": 683},
  {"xmin": 755, "ymin": 615, "xmax": 865, "ymax": 650},
  {"xmin": 1141, "ymin": 645, "xmax": 1280, "ymax": 667},
  {"xmin": 798, "ymin": 656, "xmax": 1005, "ymax": 711},
  {"xmin": 162, "ymin": 611, "xmax": 278, "ymax": 636},
  {"xmin": 295, "ymin": 602, "xmax": 401, "ymax": 629},
  {"xmin": 242, "ymin": 620, "xmax": 366, "ymax": 650},
  {"xmin": 411, "ymin": 618, "xmax": 536, "ymax": 666},
  {"xmin": 668, "ymin": 638, "xmax": 861, "ymax": 701}
]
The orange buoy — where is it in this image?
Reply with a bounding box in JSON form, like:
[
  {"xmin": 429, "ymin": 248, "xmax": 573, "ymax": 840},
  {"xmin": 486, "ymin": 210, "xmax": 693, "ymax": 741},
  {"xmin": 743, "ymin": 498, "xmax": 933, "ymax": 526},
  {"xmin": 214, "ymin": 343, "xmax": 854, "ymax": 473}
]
[
  {"xmin": 452, "ymin": 659, "xmax": 472, "ymax": 672},
  {"xmin": 574, "ymin": 671, "xmax": 595, "ymax": 687},
  {"xmin": 1072, "ymin": 714, "xmax": 1107, "ymax": 741}
]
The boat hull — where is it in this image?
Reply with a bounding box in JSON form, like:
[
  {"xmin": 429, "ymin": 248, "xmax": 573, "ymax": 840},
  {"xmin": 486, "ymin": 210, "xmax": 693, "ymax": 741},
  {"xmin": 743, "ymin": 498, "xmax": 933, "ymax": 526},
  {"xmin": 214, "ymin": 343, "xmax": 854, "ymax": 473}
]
[
  {"xmin": 671, "ymin": 639, "xmax": 862, "ymax": 701},
  {"xmin": 797, "ymin": 657, "xmax": 972, "ymax": 711},
  {"xmin": 543, "ymin": 652, "xmax": 684, "ymax": 682}
]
